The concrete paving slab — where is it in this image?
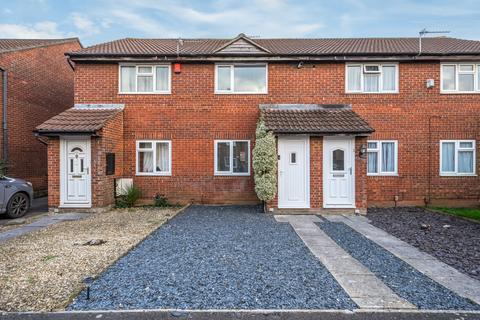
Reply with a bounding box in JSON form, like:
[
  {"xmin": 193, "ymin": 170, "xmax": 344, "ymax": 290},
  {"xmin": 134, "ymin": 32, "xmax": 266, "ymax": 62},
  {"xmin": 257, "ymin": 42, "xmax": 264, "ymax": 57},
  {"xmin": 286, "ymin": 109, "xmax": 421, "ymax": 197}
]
[
  {"xmin": 0, "ymin": 213, "xmax": 90, "ymax": 243},
  {"xmin": 333, "ymin": 215, "xmax": 480, "ymax": 306},
  {"xmin": 275, "ymin": 215, "xmax": 415, "ymax": 310}
]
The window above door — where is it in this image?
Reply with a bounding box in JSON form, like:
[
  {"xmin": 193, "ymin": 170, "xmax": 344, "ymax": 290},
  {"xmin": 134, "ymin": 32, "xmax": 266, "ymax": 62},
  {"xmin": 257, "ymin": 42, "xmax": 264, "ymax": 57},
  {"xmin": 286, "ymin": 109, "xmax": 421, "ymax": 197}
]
[
  {"xmin": 215, "ymin": 64, "xmax": 268, "ymax": 94},
  {"xmin": 119, "ymin": 64, "xmax": 171, "ymax": 94},
  {"xmin": 346, "ymin": 63, "xmax": 399, "ymax": 93}
]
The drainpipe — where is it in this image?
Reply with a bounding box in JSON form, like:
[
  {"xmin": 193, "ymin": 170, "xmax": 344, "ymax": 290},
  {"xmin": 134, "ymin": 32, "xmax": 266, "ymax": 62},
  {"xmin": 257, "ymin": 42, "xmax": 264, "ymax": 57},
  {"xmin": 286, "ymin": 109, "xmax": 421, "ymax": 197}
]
[{"xmin": 0, "ymin": 66, "xmax": 7, "ymax": 163}]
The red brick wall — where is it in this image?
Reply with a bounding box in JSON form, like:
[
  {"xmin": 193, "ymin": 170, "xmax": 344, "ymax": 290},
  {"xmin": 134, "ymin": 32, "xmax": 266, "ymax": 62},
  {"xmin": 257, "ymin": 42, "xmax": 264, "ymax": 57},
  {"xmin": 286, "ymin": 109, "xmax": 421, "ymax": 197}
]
[
  {"xmin": 0, "ymin": 40, "xmax": 81, "ymax": 193},
  {"xmin": 91, "ymin": 112, "xmax": 124, "ymax": 207},
  {"xmin": 47, "ymin": 137, "xmax": 60, "ymax": 207},
  {"xmin": 72, "ymin": 61, "xmax": 480, "ymax": 207}
]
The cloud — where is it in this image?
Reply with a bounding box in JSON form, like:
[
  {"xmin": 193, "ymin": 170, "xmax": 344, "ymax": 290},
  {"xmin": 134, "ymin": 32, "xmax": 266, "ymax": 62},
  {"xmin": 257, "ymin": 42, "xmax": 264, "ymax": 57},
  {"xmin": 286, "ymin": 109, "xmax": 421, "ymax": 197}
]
[
  {"xmin": 71, "ymin": 12, "xmax": 98, "ymax": 35},
  {"xmin": 3, "ymin": 8, "xmax": 12, "ymax": 14},
  {"xmin": 109, "ymin": 10, "xmax": 179, "ymax": 37},
  {"xmin": 0, "ymin": 21, "xmax": 64, "ymax": 38}
]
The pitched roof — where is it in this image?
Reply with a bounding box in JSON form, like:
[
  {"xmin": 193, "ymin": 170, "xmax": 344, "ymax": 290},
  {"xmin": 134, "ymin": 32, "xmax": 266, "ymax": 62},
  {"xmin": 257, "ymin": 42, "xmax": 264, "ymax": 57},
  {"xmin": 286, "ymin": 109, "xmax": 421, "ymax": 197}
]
[
  {"xmin": 68, "ymin": 35, "xmax": 480, "ymax": 58},
  {"xmin": 0, "ymin": 38, "xmax": 80, "ymax": 54},
  {"xmin": 262, "ymin": 105, "xmax": 374, "ymax": 135},
  {"xmin": 36, "ymin": 106, "xmax": 122, "ymax": 135}
]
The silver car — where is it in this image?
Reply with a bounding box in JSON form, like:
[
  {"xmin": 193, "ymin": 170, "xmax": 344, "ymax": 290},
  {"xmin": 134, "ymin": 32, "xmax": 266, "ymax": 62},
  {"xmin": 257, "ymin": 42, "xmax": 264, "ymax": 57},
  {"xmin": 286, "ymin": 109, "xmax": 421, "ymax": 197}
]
[{"xmin": 0, "ymin": 177, "xmax": 34, "ymax": 218}]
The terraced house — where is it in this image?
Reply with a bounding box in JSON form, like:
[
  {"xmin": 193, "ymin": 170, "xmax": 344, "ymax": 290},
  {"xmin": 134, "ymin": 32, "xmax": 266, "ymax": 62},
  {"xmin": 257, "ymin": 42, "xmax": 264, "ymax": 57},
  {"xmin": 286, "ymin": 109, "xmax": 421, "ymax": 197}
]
[{"xmin": 36, "ymin": 34, "xmax": 480, "ymax": 212}]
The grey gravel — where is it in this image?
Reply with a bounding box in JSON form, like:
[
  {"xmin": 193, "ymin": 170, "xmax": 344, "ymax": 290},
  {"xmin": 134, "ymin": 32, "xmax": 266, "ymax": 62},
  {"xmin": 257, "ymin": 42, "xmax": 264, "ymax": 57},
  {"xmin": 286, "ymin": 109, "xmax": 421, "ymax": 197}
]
[
  {"xmin": 68, "ymin": 205, "xmax": 356, "ymax": 310},
  {"xmin": 317, "ymin": 220, "xmax": 480, "ymax": 311},
  {"xmin": 367, "ymin": 207, "xmax": 480, "ymax": 280}
]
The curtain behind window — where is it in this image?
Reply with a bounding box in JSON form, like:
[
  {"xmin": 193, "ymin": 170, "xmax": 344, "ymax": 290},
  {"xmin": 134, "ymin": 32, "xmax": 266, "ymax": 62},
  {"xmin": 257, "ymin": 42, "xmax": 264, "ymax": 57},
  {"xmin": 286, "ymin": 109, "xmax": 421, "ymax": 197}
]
[
  {"xmin": 442, "ymin": 142, "xmax": 455, "ymax": 172},
  {"xmin": 364, "ymin": 74, "xmax": 380, "ymax": 92},
  {"xmin": 156, "ymin": 143, "xmax": 169, "ymax": 172},
  {"xmin": 458, "ymin": 151, "xmax": 473, "ymax": 173},
  {"xmin": 382, "ymin": 66, "xmax": 396, "ymax": 91},
  {"xmin": 140, "ymin": 151, "xmax": 153, "ymax": 172},
  {"xmin": 367, "ymin": 152, "xmax": 377, "ymax": 173},
  {"xmin": 156, "ymin": 67, "xmax": 169, "ymax": 91},
  {"xmin": 381, "ymin": 142, "xmax": 395, "ymax": 172},
  {"xmin": 347, "ymin": 66, "xmax": 361, "ymax": 91},
  {"xmin": 121, "ymin": 66, "xmax": 136, "ymax": 92}
]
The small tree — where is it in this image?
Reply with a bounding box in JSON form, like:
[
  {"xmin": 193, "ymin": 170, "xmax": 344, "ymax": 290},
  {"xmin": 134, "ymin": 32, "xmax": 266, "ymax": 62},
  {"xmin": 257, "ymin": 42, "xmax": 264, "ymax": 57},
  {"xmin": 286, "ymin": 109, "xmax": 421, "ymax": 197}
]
[{"xmin": 253, "ymin": 117, "xmax": 277, "ymax": 212}]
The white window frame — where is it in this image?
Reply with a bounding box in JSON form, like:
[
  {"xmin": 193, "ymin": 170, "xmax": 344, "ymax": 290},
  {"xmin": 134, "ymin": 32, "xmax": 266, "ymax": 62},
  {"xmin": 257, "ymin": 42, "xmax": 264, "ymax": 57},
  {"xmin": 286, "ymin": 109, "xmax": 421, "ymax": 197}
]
[
  {"xmin": 345, "ymin": 63, "xmax": 399, "ymax": 94},
  {"xmin": 119, "ymin": 64, "xmax": 172, "ymax": 94},
  {"xmin": 440, "ymin": 63, "xmax": 480, "ymax": 94},
  {"xmin": 214, "ymin": 63, "xmax": 268, "ymax": 94},
  {"xmin": 440, "ymin": 140, "xmax": 476, "ymax": 176},
  {"xmin": 367, "ymin": 140, "xmax": 398, "ymax": 176},
  {"xmin": 214, "ymin": 140, "xmax": 251, "ymax": 176},
  {"xmin": 136, "ymin": 140, "xmax": 172, "ymax": 176}
]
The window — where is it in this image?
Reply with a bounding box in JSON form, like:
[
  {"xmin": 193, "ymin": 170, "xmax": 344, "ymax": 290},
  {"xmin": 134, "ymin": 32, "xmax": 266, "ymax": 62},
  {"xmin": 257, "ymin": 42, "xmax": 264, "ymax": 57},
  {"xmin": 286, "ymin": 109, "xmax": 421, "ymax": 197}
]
[
  {"xmin": 440, "ymin": 140, "xmax": 476, "ymax": 175},
  {"xmin": 367, "ymin": 141, "xmax": 398, "ymax": 175},
  {"xmin": 332, "ymin": 149, "xmax": 345, "ymax": 171},
  {"xmin": 136, "ymin": 141, "xmax": 172, "ymax": 175},
  {"xmin": 214, "ymin": 140, "xmax": 250, "ymax": 175},
  {"xmin": 346, "ymin": 63, "xmax": 398, "ymax": 93},
  {"xmin": 119, "ymin": 64, "xmax": 171, "ymax": 93},
  {"xmin": 215, "ymin": 64, "xmax": 267, "ymax": 94},
  {"xmin": 441, "ymin": 64, "xmax": 480, "ymax": 93}
]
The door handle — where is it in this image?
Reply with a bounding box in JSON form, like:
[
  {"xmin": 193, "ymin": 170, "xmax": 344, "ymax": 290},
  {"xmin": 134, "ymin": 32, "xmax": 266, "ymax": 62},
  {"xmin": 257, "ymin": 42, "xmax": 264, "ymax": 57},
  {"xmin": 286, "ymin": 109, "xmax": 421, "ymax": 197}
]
[{"xmin": 349, "ymin": 167, "xmax": 352, "ymax": 175}]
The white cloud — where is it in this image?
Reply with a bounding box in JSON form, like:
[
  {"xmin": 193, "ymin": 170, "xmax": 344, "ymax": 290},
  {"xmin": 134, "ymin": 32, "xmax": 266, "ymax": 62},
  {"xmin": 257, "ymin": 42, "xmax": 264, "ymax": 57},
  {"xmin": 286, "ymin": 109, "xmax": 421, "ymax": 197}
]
[
  {"xmin": 109, "ymin": 10, "xmax": 179, "ymax": 37},
  {"xmin": 3, "ymin": 8, "xmax": 12, "ymax": 14},
  {"xmin": 71, "ymin": 12, "xmax": 97, "ymax": 35},
  {"xmin": 0, "ymin": 21, "xmax": 64, "ymax": 38}
]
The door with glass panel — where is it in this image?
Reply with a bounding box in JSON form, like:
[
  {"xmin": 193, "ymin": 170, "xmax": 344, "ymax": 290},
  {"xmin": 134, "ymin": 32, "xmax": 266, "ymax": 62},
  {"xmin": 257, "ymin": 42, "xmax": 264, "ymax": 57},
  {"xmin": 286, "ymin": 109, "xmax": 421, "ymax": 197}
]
[
  {"xmin": 61, "ymin": 137, "xmax": 91, "ymax": 207},
  {"xmin": 323, "ymin": 137, "xmax": 355, "ymax": 208}
]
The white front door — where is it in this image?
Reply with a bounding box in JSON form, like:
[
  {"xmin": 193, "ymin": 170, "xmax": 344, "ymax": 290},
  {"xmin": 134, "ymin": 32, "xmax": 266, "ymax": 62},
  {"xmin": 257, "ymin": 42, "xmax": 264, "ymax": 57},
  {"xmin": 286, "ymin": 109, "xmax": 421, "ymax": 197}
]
[
  {"xmin": 278, "ymin": 136, "xmax": 309, "ymax": 208},
  {"xmin": 60, "ymin": 137, "xmax": 91, "ymax": 207},
  {"xmin": 323, "ymin": 137, "xmax": 355, "ymax": 208}
]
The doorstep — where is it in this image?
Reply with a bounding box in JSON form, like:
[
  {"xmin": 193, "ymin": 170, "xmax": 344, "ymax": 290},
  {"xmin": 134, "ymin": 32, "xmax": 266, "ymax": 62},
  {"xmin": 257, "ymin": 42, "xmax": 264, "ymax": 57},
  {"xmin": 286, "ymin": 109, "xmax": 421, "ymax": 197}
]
[{"xmin": 270, "ymin": 208, "xmax": 361, "ymax": 215}]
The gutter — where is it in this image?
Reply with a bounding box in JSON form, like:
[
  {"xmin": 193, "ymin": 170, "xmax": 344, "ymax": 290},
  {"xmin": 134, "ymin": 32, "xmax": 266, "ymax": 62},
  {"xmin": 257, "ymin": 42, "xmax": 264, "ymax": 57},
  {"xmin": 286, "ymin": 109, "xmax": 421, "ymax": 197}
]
[{"xmin": 0, "ymin": 65, "xmax": 7, "ymax": 163}]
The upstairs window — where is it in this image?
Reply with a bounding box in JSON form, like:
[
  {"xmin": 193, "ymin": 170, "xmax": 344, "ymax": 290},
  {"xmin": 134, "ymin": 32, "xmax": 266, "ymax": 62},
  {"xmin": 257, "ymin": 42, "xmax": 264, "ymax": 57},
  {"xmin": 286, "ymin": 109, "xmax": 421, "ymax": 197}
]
[
  {"xmin": 215, "ymin": 64, "xmax": 267, "ymax": 94},
  {"xmin": 440, "ymin": 140, "xmax": 476, "ymax": 175},
  {"xmin": 346, "ymin": 63, "xmax": 398, "ymax": 93},
  {"xmin": 367, "ymin": 140, "xmax": 398, "ymax": 175},
  {"xmin": 441, "ymin": 64, "xmax": 480, "ymax": 93},
  {"xmin": 120, "ymin": 64, "xmax": 171, "ymax": 94}
]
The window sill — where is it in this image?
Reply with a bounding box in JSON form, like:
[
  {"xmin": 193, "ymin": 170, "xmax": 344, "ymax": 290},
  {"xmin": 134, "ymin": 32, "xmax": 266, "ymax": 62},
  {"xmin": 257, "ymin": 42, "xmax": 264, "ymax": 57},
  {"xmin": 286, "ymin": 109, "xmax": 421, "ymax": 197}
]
[
  {"xmin": 439, "ymin": 173, "xmax": 477, "ymax": 177},
  {"xmin": 118, "ymin": 91, "xmax": 171, "ymax": 95},
  {"xmin": 440, "ymin": 91, "xmax": 480, "ymax": 94},
  {"xmin": 367, "ymin": 173, "xmax": 399, "ymax": 177},
  {"xmin": 136, "ymin": 173, "xmax": 172, "ymax": 176},
  {"xmin": 345, "ymin": 91, "xmax": 399, "ymax": 94},
  {"xmin": 214, "ymin": 91, "xmax": 268, "ymax": 95},
  {"xmin": 214, "ymin": 173, "xmax": 250, "ymax": 177}
]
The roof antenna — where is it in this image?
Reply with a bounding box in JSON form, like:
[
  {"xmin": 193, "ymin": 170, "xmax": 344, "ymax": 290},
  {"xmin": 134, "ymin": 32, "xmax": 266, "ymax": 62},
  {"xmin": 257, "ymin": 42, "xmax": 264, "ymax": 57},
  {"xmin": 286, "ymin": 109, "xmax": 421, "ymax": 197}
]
[
  {"xmin": 418, "ymin": 28, "xmax": 450, "ymax": 56},
  {"xmin": 176, "ymin": 38, "xmax": 184, "ymax": 57}
]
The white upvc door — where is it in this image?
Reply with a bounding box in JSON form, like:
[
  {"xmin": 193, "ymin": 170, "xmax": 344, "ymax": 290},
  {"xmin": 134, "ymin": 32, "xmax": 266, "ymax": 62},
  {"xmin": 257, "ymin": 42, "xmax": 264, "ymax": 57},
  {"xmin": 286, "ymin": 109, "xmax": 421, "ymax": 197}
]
[
  {"xmin": 323, "ymin": 137, "xmax": 355, "ymax": 208},
  {"xmin": 278, "ymin": 136, "xmax": 310, "ymax": 208},
  {"xmin": 60, "ymin": 137, "xmax": 92, "ymax": 207}
]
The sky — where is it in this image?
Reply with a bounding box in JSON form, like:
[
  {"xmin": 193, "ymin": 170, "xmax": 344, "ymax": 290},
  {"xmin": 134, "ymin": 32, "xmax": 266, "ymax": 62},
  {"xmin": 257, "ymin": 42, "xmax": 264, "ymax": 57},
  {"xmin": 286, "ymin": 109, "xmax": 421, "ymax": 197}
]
[{"xmin": 1, "ymin": 0, "xmax": 479, "ymax": 47}]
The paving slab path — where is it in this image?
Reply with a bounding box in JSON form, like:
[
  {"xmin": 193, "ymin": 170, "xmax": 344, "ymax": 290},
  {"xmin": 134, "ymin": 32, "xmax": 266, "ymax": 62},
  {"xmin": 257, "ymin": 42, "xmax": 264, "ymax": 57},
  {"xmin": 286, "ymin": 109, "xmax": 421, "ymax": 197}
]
[
  {"xmin": 325, "ymin": 215, "xmax": 480, "ymax": 306},
  {"xmin": 274, "ymin": 215, "xmax": 415, "ymax": 310},
  {"xmin": 0, "ymin": 212, "xmax": 89, "ymax": 243}
]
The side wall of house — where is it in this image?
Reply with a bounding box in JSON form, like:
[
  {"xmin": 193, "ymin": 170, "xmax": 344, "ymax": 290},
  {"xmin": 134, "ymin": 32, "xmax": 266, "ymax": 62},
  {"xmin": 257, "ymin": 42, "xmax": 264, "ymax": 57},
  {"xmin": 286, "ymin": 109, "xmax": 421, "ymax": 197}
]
[
  {"xmin": 73, "ymin": 61, "xmax": 480, "ymax": 207},
  {"xmin": 0, "ymin": 41, "xmax": 81, "ymax": 194}
]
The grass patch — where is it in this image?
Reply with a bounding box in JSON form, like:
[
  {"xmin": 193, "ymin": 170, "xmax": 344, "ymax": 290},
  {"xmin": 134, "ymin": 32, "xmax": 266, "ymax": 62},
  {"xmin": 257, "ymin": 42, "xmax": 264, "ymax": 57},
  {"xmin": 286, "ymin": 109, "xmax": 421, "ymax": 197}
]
[
  {"xmin": 42, "ymin": 255, "xmax": 58, "ymax": 262},
  {"xmin": 432, "ymin": 207, "xmax": 480, "ymax": 222}
]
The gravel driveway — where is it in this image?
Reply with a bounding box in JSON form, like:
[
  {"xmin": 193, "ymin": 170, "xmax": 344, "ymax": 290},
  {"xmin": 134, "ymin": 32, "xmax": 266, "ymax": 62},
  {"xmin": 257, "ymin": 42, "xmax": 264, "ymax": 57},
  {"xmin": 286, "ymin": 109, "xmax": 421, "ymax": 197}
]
[
  {"xmin": 367, "ymin": 207, "xmax": 480, "ymax": 281},
  {"xmin": 68, "ymin": 205, "xmax": 356, "ymax": 310}
]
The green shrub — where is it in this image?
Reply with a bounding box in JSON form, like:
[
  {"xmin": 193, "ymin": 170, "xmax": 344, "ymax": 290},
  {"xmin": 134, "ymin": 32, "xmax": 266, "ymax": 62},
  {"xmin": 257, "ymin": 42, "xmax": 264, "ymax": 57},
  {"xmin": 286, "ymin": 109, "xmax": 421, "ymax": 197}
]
[
  {"xmin": 116, "ymin": 185, "xmax": 141, "ymax": 208},
  {"xmin": 153, "ymin": 193, "xmax": 170, "ymax": 207},
  {"xmin": 0, "ymin": 160, "xmax": 8, "ymax": 178},
  {"xmin": 253, "ymin": 117, "xmax": 277, "ymax": 205}
]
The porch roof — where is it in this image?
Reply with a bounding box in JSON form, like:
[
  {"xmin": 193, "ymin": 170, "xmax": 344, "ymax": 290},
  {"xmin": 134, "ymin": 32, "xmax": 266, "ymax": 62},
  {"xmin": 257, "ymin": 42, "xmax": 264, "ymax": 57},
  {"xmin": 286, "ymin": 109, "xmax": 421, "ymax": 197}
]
[
  {"xmin": 35, "ymin": 105, "xmax": 123, "ymax": 136},
  {"xmin": 261, "ymin": 104, "xmax": 374, "ymax": 135}
]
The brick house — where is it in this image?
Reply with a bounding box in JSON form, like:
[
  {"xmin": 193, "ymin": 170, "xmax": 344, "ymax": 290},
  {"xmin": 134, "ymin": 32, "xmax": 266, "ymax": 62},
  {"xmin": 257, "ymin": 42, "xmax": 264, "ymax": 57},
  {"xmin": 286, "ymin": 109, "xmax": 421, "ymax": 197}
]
[
  {"xmin": 36, "ymin": 34, "xmax": 480, "ymax": 212},
  {"xmin": 0, "ymin": 38, "xmax": 82, "ymax": 195}
]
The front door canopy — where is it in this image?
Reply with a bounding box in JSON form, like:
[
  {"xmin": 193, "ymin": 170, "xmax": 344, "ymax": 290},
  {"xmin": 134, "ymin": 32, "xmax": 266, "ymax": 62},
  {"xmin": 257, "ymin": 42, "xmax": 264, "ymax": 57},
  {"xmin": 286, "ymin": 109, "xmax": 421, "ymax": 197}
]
[{"xmin": 261, "ymin": 104, "xmax": 374, "ymax": 136}]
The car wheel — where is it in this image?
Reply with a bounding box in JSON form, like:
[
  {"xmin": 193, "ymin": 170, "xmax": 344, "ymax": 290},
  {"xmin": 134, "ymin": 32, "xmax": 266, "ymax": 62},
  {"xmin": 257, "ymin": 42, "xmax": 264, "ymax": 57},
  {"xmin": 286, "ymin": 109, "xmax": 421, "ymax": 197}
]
[{"xmin": 6, "ymin": 193, "xmax": 30, "ymax": 218}]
